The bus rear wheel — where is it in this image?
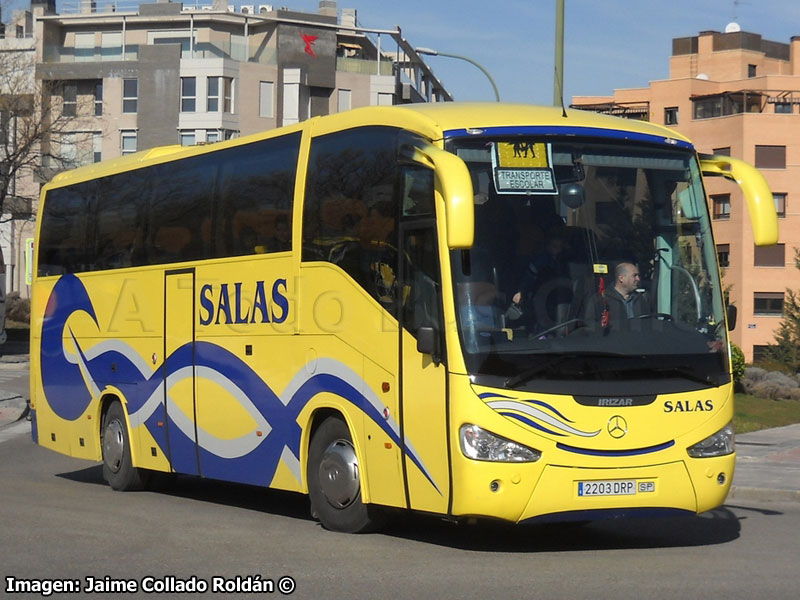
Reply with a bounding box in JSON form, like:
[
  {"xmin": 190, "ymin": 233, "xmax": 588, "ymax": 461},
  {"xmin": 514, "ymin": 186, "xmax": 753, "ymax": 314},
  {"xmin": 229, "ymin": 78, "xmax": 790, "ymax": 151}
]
[
  {"xmin": 308, "ymin": 417, "xmax": 382, "ymax": 533},
  {"xmin": 101, "ymin": 401, "xmax": 149, "ymax": 491}
]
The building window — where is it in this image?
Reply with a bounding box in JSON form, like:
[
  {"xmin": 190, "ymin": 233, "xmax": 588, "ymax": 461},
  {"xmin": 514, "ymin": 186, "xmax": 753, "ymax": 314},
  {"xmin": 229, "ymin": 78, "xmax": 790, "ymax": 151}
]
[
  {"xmin": 148, "ymin": 29, "xmax": 194, "ymax": 59},
  {"xmin": 74, "ymin": 32, "xmax": 95, "ymax": 62},
  {"xmin": 377, "ymin": 92, "xmax": 393, "ymax": 106},
  {"xmin": 122, "ymin": 79, "xmax": 138, "ymax": 113},
  {"xmin": 121, "ymin": 131, "xmax": 137, "ymax": 155},
  {"xmin": 717, "ymin": 243, "xmax": 730, "ymax": 268},
  {"xmin": 752, "ymin": 345, "xmax": 772, "ymax": 362},
  {"xmin": 338, "ymin": 89, "xmax": 351, "ymax": 112},
  {"xmin": 774, "ymin": 193, "xmax": 787, "ymax": 218},
  {"xmin": 259, "ymin": 81, "xmax": 274, "ymax": 117},
  {"xmin": 62, "ymin": 82, "xmax": 77, "ymax": 117},
  {"xmin": 664, "ymin": 106, "xmax": 678, "ymax": 125},
  {"xmin": 222, "ymin": 77, "xmax": 233, "ymax": 113},
  {"xmin": 712, "ymin": 146, "xmax": 731, "ymax": 156},
  {"xmin": 206, "ymin": 131, "xmax": 220, "ymax": 143},
  {"xmin": 755, "ymin": 145, "xmax": 786, "ymax": 169},
  {"xmin": 180, "ymin": 131, "xmax": 196, "ymax": 146},
  {"xmin": 94, "ymin": 81, "xmax": 103, "ymax": 116},
  {"xmin": 748, "ymin": 64, "xmax": 757, "ymax": 78},
  {"xmin": 712, "ymin": 194, "xmax": 731, "ymax": 220},
  {"xmin": 181, "ymin": 77, "xmax": 196, "ymax": 112},
  {"xmin": 693, "ymin": 93, "xmax": 761, "ymax": 119},
  {"xmin": 754, "ymin": 243, "xmax": 785, "ymax": 267},
  {"xmin": 775, "ymin": 102, "xmax": 792, "ymax": 114},
  {"xmin": 207, "ymin": 77, "xmax": 219, "ymax": 112},
  {"xmin": 753, "ymin": 292, "xmax": 783, "ymax": 316},
  {"xmin": 101, "ymin": 32, "xmax": 122, "ymax": 61},
  {"xmin": 93, "ymin": 132, "xmax": 102, "ymax": 163}
]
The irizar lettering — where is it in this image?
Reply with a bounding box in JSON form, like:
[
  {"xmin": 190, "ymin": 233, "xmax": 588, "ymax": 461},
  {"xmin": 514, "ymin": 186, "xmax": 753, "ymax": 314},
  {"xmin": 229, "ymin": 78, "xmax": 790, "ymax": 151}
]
[
  {"xmin": 663, "ymin": 399, "xmax": 714, "ymax": 413},
  {"xmin": 598, "ymin": 397, "xmax": 634, "ymax": 407},
  {"xmin": 199, "ymin": 279, "xmax": 289, "ymax": 326}
]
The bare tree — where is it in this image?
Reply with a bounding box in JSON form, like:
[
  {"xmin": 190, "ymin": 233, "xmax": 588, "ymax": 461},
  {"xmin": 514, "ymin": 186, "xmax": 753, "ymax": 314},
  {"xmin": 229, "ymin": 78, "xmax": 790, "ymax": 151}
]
[
  {"xmin": 1, "ymin": 5, "xmax": 92, "ymax": 298},
  {"xmin": 1, "ymin": 39, "xmax": 92, "ymax": 223}
]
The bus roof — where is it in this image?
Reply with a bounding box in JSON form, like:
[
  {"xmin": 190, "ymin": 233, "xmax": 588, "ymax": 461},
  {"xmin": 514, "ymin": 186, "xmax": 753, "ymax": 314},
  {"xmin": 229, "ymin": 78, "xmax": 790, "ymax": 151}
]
[{"xmin": 44, "ymin": 103, "xmax": 692, "ymax": 190}]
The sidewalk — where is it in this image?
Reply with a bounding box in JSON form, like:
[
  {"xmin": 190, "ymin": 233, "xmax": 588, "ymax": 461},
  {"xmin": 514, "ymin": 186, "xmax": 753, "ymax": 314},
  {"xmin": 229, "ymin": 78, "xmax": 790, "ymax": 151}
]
[
  {"xmin": 0, "ymin": 351, "xmax": 797, "ymax": 504},
  {"xmin": 729, "ymin": 423, "xmax": 800, "ymax": 504},
  {"xmin": 0, "ymin": 338, "xmax": 30, "ymax": 427}
]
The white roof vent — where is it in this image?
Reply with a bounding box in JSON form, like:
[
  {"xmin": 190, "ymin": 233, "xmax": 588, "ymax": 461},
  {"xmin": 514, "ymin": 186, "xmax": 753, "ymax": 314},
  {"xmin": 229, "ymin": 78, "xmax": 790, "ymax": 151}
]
[{"xmin": 725, "ymin": 22, "xmax": 741, "ymax": 33}]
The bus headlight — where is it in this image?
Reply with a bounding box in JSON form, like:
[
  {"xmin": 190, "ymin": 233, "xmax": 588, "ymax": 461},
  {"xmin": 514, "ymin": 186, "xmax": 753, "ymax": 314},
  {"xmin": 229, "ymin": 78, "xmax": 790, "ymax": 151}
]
[
  {"xmin": 687, "ymin": 422, "xmax": 735, "ymax": 458},
  {"xmin": 460, "ymin": 424, "xmax": 541, "ymax": 462}
]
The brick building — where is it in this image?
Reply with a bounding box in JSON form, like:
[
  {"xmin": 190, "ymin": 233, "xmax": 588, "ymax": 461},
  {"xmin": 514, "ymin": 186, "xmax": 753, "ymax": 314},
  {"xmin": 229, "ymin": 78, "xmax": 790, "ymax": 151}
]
[{"xmin": 572, "ymin": 26, "xmax": 800, "ymax": 361}]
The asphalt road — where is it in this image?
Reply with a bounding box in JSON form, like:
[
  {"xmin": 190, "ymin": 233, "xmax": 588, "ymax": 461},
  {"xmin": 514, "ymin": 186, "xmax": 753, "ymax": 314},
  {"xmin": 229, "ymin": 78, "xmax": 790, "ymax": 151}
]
[{"xmin": 1, "ymin": 422, "xmax": 798, "ymax": 600}]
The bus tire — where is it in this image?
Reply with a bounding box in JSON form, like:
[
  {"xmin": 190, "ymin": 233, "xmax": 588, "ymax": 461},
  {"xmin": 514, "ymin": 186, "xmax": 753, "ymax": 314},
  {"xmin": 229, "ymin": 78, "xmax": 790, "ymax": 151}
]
[
  {"xmin": 307, "ymin": 417, "xmax": 382, "ymax": 533},
  {"xmin": 101, "ymin": 401, "xmax": 149, "ymax": 491}
]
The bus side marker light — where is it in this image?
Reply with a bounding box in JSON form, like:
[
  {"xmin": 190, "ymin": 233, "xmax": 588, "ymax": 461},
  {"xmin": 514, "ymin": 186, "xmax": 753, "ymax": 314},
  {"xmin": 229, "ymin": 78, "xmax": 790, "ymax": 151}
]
[
  {"xmin": 383, "ymin": 407, "xmax": 390, "ymax": 420},
  {"xmin": 384, "ymin": 443, "xmax": 393, "ymax": 449},
  {"xmin": 157, "ymin": 421, "xmax": 164, "ymax": 428},
  {"xmin": 256, "ymin": 431, "xmax": 263, "ymax": 437},
  {"xmin": 382, "ymin": 382, "xmax": 390, "ymax": 393}
]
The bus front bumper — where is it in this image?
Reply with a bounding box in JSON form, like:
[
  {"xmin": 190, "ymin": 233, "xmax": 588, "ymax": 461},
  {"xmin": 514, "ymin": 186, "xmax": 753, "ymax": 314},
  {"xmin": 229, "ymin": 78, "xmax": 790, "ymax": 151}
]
[{"xmin": 450, "ymin": 454, "xmax": 734, "ymax": 523}]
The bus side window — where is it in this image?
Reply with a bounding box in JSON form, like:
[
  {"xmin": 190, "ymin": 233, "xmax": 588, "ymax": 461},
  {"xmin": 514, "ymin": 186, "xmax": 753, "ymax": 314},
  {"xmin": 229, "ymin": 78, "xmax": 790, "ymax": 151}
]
[
  {"xmin": 153, "ymin": 227, "xmax": 192, "ymax": 262},
  {"xmin": 217, "ymin": 134, "xmax": 299, "ymax": 258},
  {"xmin": 303, "ymin": 127, "xmax": 400, "ymax": 316}
]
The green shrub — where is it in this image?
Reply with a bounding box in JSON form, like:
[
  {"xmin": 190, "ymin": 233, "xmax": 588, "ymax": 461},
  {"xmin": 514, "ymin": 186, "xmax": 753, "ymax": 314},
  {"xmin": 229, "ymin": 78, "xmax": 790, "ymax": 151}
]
[
  {"xmin": 5, "ymin": 292, "xmax": 31, "ymax": 324},
  {"xmin": 730, "ymin": 342, "xmax": 746, "ymax": 386}
]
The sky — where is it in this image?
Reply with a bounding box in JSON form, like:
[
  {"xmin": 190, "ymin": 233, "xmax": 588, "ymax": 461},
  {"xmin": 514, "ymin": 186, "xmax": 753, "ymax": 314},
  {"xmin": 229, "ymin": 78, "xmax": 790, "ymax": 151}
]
[
  {"xmin": 264, "ymin": 0, "xmax": 800, "ymax": 105},
  {"xmin": 7, "ymin": 0, "xmax": 800, "ymax": 103}
]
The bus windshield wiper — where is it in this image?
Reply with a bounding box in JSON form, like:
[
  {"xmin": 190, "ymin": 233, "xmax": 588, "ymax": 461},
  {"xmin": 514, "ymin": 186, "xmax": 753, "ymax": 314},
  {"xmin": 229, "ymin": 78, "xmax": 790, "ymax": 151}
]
[{"xmin": 505, "ymin": 354, "xmax": 582, "ymax": 389}]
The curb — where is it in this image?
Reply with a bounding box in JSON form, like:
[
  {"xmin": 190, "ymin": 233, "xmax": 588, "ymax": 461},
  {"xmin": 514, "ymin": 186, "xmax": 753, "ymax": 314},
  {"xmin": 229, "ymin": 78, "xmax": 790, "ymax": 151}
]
[
  {"xmin": 727, "ymin": 485, "xmax": 800, "ymax": 504},
  {"xmin": 0, "ymin": 395, "xmax": 29, "ymax": 428}
]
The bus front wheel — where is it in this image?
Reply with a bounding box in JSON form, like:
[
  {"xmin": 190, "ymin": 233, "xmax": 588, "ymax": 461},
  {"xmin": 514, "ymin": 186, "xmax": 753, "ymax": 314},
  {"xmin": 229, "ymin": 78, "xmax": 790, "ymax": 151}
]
[
  {"xmin": 308, "ymin": 417, "xmax": 381, "ymax": 533},
  {"xmin": 101, "ymin": 401, "xmax": 149, "ymax": 491}
]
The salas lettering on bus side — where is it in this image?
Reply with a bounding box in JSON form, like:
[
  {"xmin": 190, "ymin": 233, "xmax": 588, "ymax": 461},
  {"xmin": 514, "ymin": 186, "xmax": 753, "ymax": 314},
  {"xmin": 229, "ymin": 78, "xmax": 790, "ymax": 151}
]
[{"xmin": 199, "ymin": 279, "xmax": 289, "ymax": 326}]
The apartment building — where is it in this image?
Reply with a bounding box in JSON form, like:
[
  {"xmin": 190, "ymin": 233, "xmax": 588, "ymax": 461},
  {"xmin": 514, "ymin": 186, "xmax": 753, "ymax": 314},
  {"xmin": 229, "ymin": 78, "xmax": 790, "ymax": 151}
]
[
  {"xmin": 0, "ymin": 0, "xmax": 452, "ymax": 297},
  {"xmin": 572, "ymin": 26, "xmax": 800, "ymax": 362}
]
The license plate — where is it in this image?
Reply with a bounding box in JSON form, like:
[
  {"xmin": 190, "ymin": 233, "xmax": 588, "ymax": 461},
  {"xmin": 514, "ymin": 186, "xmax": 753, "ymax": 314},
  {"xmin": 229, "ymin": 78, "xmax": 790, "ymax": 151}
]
[{"xmin": 578, "ymin": 479, "xmax": 637, "ymax": 496}]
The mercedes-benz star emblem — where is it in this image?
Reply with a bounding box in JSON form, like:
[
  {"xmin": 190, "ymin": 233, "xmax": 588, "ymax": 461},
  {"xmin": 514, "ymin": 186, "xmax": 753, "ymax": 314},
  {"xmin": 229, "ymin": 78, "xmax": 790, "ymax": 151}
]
[{"xmin": 607, "ymin": 415, "xmax": 628, "ymax": 439}]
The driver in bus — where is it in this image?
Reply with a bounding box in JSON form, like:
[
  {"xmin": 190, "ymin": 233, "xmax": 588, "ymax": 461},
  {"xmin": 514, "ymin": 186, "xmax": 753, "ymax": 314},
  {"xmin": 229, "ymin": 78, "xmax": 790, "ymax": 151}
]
[{"xmin": 584, "ymin": 261, "xmax": 650, "ymax": 331}]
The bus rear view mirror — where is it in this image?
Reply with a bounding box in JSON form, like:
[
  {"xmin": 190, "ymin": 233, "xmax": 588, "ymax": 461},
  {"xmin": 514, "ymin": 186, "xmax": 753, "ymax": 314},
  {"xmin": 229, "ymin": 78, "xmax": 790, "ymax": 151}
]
[
  {"xmin": 412, "ymin": 144, "xmax": 475, "ymax": 249},
  {"xmin": 416, "ymin": 326, "xmax": 441, "ymax": 365},
  {"xmin": 726, "ymin": 304, "xmax": 738, "ymax": 331},
  {"xmin": 699, "ymin": 154, "xmax": 778, "ymax": 246}
]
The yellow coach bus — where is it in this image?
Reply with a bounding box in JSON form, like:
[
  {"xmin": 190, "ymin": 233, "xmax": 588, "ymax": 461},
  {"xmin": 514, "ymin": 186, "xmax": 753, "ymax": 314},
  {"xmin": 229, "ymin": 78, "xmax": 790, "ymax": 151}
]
[{"xmin": 30, "ymin": 103, "xmax": 777, "ymax": 532}]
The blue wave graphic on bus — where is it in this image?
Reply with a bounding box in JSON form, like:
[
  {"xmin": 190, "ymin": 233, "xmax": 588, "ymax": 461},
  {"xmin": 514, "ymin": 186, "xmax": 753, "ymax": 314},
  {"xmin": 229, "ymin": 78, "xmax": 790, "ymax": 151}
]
[
  {"xmin": 479, "ymin": 392, "xmax": 600, "ymax": 438},
  {"xmin": 41, "ymin": 274, "xmax": 439, "ymax": 492}
]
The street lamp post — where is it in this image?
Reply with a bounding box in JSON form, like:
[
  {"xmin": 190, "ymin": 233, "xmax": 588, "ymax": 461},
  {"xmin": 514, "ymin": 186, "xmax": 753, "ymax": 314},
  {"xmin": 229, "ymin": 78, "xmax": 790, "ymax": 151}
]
[{"xmin": 415, "ymin": 47, "xmax": 500, "ymax": 102}]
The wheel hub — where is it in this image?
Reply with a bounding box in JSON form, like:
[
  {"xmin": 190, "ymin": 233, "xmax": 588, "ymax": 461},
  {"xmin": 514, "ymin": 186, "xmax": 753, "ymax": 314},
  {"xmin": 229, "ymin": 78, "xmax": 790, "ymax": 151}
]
[
  {"xmin": 103, "ymin": 419, "xmax": 125, "ymax": 474},
  {"xmin": 318, "ymin": 439, "xmax": 360, "ymax": 509}
]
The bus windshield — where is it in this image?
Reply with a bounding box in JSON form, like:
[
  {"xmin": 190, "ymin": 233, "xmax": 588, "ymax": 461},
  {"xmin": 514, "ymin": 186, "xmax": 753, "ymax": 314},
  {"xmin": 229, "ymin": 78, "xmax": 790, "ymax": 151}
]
[{"xmin": 448, "ymin": 136, "xmax": 729, "ymax": 392}]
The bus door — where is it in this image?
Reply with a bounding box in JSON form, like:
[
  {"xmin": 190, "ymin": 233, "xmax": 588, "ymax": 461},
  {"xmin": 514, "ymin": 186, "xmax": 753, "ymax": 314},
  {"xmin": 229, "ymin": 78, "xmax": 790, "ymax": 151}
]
[
  {"xmin": 163, "ymin": 269, "xmax": 200, "ymax": 476},
  {"xmin": 397, "ymin": 168, "xmax": 451, "ymax": 514}
]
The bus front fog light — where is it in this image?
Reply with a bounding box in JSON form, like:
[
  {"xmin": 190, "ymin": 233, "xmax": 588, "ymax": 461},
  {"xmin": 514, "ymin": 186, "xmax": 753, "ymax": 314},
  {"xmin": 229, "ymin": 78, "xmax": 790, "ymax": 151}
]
[
  {"xmin": 687, "ymin": 422, "xmax": 735, "ymax": 458},
  {"xmin": 459, "ymin": 424, "xmax": 541, "ymax": 463}
]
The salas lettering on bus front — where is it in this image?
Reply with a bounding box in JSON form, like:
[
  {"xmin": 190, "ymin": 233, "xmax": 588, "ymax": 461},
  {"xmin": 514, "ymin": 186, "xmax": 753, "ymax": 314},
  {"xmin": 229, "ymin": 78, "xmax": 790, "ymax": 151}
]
[
  {"xmin": 663, "ymin": 399, "xmax": 714, "ymax": 413},
  {"xmin": 199, "ymin": 279, "xmax": 289, "ymax": 326}
]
